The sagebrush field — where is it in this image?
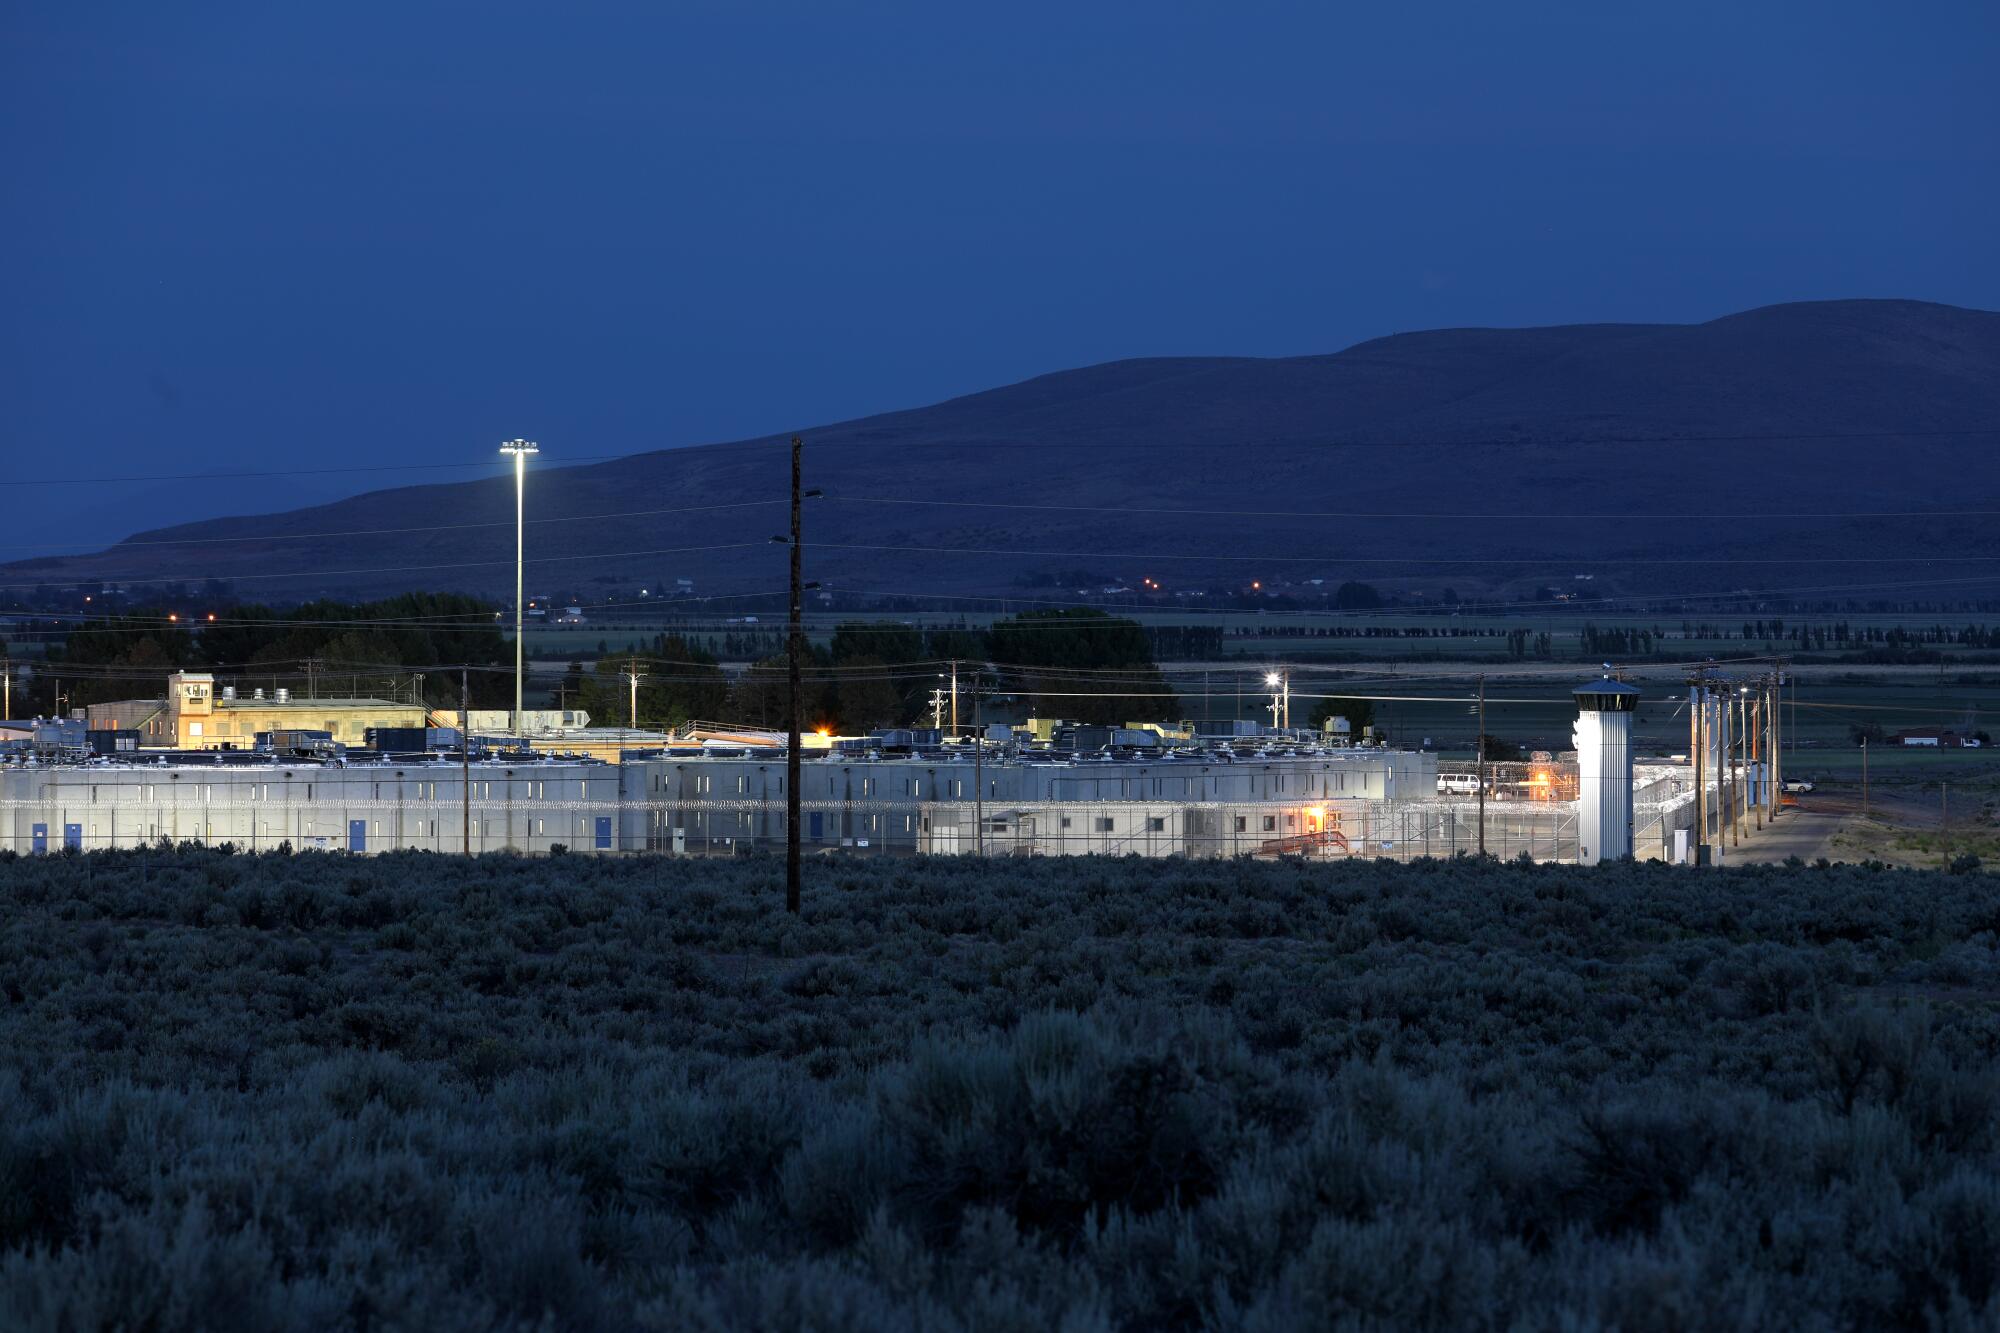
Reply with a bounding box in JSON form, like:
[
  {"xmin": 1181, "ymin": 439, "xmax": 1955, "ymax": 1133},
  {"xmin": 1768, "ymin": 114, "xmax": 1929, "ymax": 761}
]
[{"xmin": 3, "ymin": 848, "xmax": 1998, "ymax": 1330}]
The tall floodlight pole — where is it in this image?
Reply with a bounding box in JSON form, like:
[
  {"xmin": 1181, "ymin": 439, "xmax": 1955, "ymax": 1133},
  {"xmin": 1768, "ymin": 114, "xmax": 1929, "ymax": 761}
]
[
  {"xmin": 1476, "ymin": 673, "xmax": 1486, "ymax": 857},
  {"xmin": 786, "ymin": 435, "xmax": 805, "ymax": 916},
  {"xmin": 460, "ymin": 666, "xmax": 471, "ymax": 855},
  {"xmin": 499, "ymin": 439, "xmax": 539, "ymax": 740}
]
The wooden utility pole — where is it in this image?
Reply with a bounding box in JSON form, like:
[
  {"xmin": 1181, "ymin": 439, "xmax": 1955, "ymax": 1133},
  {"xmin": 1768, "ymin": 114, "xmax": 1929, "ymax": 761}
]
[
  {"xmin": 973, "ymin": 672, "xmax": 984, "ymax": 856},
  {"xmin": 1732, "ymin": 689, "xmax": 1744, "ymax": 848},
  {"xmin": 949, "ymin": 660, "xmax": 959, "ymax": 737},
  {"xmin": 1752, "ymin": 685, "xmax": 1764, "ymax": 830},
  {"xmin": 1768, "ymin": 668, "xmax": 1783, "ymax": 820},
  {"xmin": 786, "ymin": 435, "xmax": 804, "ymax": 916},
  {"xmin": 1691, "ymin": 679, "xmax": 1705, "ymax": 866},
  {"xmin": 1476, "ymin": 673, "xmax": 1486, "ymax": 857},
  {"xmin": 460, "ymin": 667, "xmax": 471, "ymax": 855},
  {"xmin": 2, "ymin": 657, "xmax": 9, "ymax": 722},
  {"xmin": 1941, "ymin": 781, "xmax": 1949, "ymax": 869},
  {"xmin": 1860, "ymin": 737, "xmax": 1868, "ymax": 819}
]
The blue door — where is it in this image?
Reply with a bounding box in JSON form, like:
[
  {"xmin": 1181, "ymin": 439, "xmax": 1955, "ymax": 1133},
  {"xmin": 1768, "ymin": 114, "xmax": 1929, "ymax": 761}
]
[
  {"xmin": 64, "ymin": 823, "xmax": 83, "ymax": 852},
  {"xmin": 347, "ymin": 820, "xmax": 367, "ymax": 853},
  {"xmin": 808, "ymin": 811, "xmax": 823, "ymax": 840},
  {"xmin": 31, "ymin": 823, "xmax": 47, "ymax": 854},
  {"xmin": 594, "ymin": 816, "xmax": 612, "ymax": 850}
]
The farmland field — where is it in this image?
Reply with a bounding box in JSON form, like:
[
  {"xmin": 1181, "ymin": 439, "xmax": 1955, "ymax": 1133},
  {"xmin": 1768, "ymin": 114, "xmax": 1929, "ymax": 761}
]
[{"xmin": 4, "ymin": 849, "xmax": 2000, "ymax": 1330}]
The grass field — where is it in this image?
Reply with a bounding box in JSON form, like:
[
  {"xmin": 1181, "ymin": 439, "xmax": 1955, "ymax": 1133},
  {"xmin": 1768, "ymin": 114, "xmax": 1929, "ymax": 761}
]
[
  {"xmin": 4, "ymin": 850, "xmax": 1999, "ymax": 1329},
  {"xmin": 523, "ymin": 612, "xmax": 2000, "ymax": 667}
]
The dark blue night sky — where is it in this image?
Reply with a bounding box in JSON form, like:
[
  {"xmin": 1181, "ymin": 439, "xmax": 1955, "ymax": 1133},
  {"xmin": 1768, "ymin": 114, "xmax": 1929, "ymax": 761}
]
[{"xmin": 3, "ymin": 2, "xmax": 1994, "ymax": 549}]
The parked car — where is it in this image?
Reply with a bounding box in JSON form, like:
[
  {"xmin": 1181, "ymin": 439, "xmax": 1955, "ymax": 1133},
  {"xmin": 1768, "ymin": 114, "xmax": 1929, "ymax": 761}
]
[{"xmin": 1783, "ymin": 779, "xmax": 1815, "ymax": 793}]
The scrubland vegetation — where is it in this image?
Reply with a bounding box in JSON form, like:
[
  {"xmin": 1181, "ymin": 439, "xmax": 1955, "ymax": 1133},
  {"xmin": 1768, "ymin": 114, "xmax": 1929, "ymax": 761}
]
[{"xmin": 3, "ymin": 848, "xmax": 1999, "ymax": 1330}]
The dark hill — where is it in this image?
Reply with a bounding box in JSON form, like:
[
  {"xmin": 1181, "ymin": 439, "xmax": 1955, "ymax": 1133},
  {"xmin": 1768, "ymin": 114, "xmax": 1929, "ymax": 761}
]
[{"xmin": 13, "ymin": 299, "xmax": 1999, "ymax": 608}]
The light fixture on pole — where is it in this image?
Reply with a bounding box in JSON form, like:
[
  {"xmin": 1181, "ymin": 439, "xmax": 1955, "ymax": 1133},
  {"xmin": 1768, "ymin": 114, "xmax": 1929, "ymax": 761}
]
[
  {"xmin": 498, "ymin": 438, "xmax": 539, "ymax": 739},
  {"xmin": 1264, "ymin": 670, "xmax": 1289, "ymax": 731}
]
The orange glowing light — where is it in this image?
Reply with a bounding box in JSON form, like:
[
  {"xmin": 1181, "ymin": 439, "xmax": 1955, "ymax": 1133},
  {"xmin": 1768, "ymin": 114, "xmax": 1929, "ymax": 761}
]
[
  {"xmin": 817, "ymin": 727, "xmax": 831, "ymax": 737},
  {"xmin": 168, "ymin": 613, "xmax": 178, "ymax": 622},
  {"xmin": 206, "ymin": 613, "xmax": 216, "ymax": 622}
]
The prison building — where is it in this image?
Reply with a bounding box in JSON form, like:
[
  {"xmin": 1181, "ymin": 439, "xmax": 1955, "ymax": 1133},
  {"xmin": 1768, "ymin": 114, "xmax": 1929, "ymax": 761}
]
[
  {"xmin": 616, "ymin": 745, "xmax": 1435, "ymax": 856},
  {"xmin": 0, "ymin": 753, "xmax": 622, "ymax": 855}
]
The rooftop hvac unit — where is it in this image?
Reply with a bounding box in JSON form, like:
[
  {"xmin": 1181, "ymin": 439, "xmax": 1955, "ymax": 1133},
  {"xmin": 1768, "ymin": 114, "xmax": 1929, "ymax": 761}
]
[
  {"xmin": 275, "ymin": 687, "xmax": 291, "ymax": 703},
  {"xmin": 253, "ymin": 688, "xmax": 265, "ymax": 700},
  {"xmin": 221, "ymin": 685, "xmax": 236, "ymax": 700}
]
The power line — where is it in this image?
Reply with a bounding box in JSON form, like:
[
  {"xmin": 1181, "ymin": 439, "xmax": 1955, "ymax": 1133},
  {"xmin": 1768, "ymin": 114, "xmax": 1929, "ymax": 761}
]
[
  {"xmin": 0, "ymin": 500, "xmax": 788, "ymax": 554},
  {"xmin": 0, "ymin": 542, "xmax": 771, "ymax": 592},
  {"xmin": 805, "ymin": 540, "xmax": 2000, "ymax": 568},
  {"xmin": 5, "ymin": 453, "xmax": 639, "ymax": 487},
  {"xmin": 831, "ymin": 495, "xmax": 2000, "ymax": 523},
  {"xmin": 739, "ymin": 427, "xmax": 2000, "ymax": 451},
  {"xmin": 6, "ymin": 423, "xmax": 1991, "ymax": 490}
]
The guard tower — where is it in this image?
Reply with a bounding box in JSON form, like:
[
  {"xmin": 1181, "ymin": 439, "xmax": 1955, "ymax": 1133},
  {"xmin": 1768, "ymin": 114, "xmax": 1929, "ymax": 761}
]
[{"xmin": 1572, "ymin": 672, "xmax": 1640, "ymax": 864}]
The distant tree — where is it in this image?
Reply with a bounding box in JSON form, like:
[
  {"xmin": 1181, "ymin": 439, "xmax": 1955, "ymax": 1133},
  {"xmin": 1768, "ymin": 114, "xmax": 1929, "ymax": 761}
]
[
  {"xmin": 1307, "ymin": 695, "xmax": 1376, "ymax": 736},
  {"xmin": 988, "ymin": 608, "xmax": 1177, "ymax": 724},
  {"xmin": 579, "ymin": 636, "xmax": 727, "ymax": 729},
  {"xmin": 1332, "ymin": 581, "xmax": 1383, "ymax": 610},
  {"xmin": 830, "ymin": 657, "xmax": 905, "ymax": 731},
  {"xmin": 729, "ymin": 651, "xmax": 833, "ymax": 731}
]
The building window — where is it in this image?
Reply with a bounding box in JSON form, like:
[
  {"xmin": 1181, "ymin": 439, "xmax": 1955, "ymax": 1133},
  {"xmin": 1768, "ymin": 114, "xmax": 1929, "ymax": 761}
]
[
  {"xmin": 188, "ymin": 722, "xmax": 203, "ymax": 737},
  {"xmin": 1060, "ymin": 816, "xmax": 1072, "ymax": 829},
  {"xmin": 1262, "ymin": 816, "xmax": 1276, "ymax": 832},
  {"xmin": 1096, "ymin": 817, "xmax": 1114, "ymax": 832},
  {"xmin": 1149, "ymin": 817, "xmax": 1165, "ymax": 832},
  {"xmin": 1234, "ymin": 816, "xmax": 1247, "ymax": 833},
  {"xmin": 736, "ymin": 776, "xmax": 749, "ymax": 794}
]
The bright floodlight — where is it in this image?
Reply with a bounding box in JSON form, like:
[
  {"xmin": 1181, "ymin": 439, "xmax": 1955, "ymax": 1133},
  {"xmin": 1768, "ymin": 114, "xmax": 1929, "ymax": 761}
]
[
  {"xmin": 1265, "ymin": 672, "xmax": 1282, "ymax": 686},
  {"xmin": 499, "ymin": 439, "xmax": 539, "ymax": 739}
]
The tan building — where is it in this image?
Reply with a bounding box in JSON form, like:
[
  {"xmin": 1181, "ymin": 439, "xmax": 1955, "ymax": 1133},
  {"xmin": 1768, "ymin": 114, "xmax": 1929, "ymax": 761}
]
[
  {"xmin": 83, "ymin": 697, "xmax": 174, "ymax": 744},
  {"xmin": 157, "ymin": 672, "xmax": 429, "ymax": 750}
]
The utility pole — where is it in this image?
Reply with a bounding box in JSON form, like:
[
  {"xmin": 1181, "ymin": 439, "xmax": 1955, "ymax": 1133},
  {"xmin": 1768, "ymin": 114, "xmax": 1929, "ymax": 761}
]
[
  {"xmin": 1941, "ymin": 781, "xmax": 1949, "ymax": 869},
  {"xmin": 1696, "ymin": 676, "xmax": 1712, "ymax": 860},
  {"xmin": 972, "ymin": 669, "xmax": 984, "ymax": 856},
  {"xmin": 1728, "ymin": 684, "xmax": 1744, "ymax": 840},
  {"xmin": 928, "ymin": 685, "xmax": 947, "ymax": 730},
  {"xmin": 1860, "ymin": 736, "xmax": 1868, "ymax": 819},
  {"xmin": 1752, "ymin": 685, "xmax": 1764, "ymax": 830},
  {"xmin": 1476, "ymin": 673, "xmax": 1486, "ymax": 857},
  {"xmin": 1776, "ymin": 664, "xmax": 1792, "ymax": 820},
  {"xmin": 460, "ymin": 667, "xmax": 471, "ymax": 855},
  {"xmin": 2, "ymin": 657, "xmax": 9, "ymax": 722},
  {"xmin": 626, "ymin": 658, "xmax": 643, "ymax": 729},
  {"xmin": 786, "ymin": 435, "xmax": 804, "ymax": 916},
  {"xmin": 949, "ymin": 660, "xmax": 959, "ymax": 737},
  {"xmin": 500, "ymin": 438, "xmax": 539, "ymax": 740}
]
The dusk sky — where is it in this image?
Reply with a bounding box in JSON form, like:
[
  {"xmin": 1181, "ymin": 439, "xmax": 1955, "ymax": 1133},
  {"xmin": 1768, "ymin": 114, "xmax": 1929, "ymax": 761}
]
[{"xmin": 4, "ymin": 2, "xmax": 1995, "ymax": 549}]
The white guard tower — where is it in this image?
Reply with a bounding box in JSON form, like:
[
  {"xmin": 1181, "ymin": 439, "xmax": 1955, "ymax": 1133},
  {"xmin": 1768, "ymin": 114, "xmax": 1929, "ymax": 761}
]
[{"xmin": 1572, "ymin": 672, "xmax": 1641, "ymax": 864}]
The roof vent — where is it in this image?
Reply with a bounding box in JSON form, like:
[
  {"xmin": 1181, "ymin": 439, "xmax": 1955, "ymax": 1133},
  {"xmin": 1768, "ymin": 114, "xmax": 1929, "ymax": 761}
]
[
  {"xmin": 275, "ymin": 687, "xmax": 291, "ymax": 703},
  {"xmin": 253, "ymin": 688, "xmax": 265, "ymax": 700},
  {"xmin": 221, "ymin": 686, "xmax": 236, "ymax": 700}
]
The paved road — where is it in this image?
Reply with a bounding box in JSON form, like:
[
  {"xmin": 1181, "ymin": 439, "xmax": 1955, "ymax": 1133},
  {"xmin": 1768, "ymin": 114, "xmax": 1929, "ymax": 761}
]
[{"xmin": 1725, "ymin": 802, "xmax": 1845, "ymax": 864}]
